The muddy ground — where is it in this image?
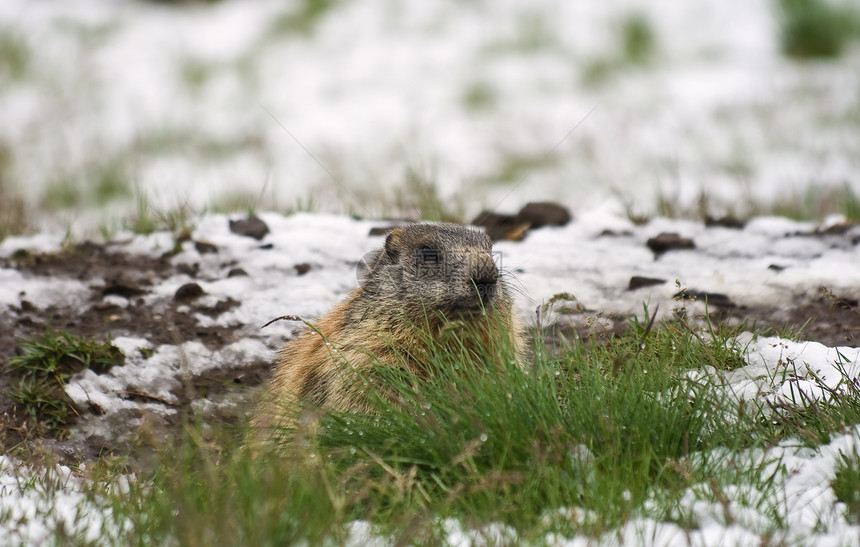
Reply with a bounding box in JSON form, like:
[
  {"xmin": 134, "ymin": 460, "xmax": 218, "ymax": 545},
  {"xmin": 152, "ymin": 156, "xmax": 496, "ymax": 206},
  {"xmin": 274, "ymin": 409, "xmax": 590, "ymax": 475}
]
[{"xmin": 0, "ymin": 238, "xmax": 858, "ymax": 466}]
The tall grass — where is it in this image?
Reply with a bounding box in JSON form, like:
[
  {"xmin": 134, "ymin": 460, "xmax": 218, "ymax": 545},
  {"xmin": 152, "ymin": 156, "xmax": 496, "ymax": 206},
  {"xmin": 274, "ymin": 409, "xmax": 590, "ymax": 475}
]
[{"xmin": 58, "ymin": 309, "xmax": 860, "ymax": 543}]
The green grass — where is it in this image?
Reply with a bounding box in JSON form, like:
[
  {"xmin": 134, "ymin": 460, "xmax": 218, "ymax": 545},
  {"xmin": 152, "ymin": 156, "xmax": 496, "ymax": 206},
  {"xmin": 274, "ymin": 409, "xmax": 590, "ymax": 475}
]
[
  {"xmin": 581, "ymin": 11, "xmax": 658, "ymax": 86},
  {"xmin": 178, "ymin": 57, "xmax": 216, "ymax": 92},
  {"xmin": 770, "ymin": 182, "xmax": 860, "ymax": 223},
  {"xmin": 31, "ymin": 309, "xmax": 856, "ymax": 544},
  {"xmin": 5, "ymin": 329, "xmax": 124, "ymax": 437},
  {"xmin": 620, "ymin": 12, "xmax": 656, "ymax": 66},
  {"xmin": 0, "ymin": 27, "xmax": 30, "ymax": 82},
  {"xmin": 266, "ymin": 0, "xmax": 340, "ymax": 38},
  {"xmin": 832, "ymin": 448, "xmax": 860, "ymax": 523},
  {"xmin": 41, "ymin": 156, "xmax": 133, "ymax": 211},
  {"xmin": 462, "ymin": 80, "xmax": 497, "ymax": 111},
  {"xmin": 776, "ymin": 0, "xmax": 860, "ymax": 59},
  {"xmin": 124, "ymin": 192, "xmax": 194, "ymax": 237},
  {"xmin": 391, "ymin": 166, "xmax": 465, "ymax": 223},
  {"xmin": 620, "ymin": 181, "xmax": 860, "ymax": 225},
  {"xmin": 0, "ymin": 142, "xmax": 28, "ymax": 242}
]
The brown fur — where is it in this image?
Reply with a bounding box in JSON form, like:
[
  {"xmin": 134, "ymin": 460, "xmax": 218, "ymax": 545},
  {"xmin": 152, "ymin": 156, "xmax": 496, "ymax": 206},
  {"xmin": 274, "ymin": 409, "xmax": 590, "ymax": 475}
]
[{"xmin": 250, "ymin": 223, "xmax": 525, "ymax": 435}]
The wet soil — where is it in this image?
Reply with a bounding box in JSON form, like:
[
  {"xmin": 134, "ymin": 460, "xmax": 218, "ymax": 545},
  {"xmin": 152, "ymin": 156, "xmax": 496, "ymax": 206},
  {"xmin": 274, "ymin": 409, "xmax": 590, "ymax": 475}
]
[
  {"xmin": 0, "ymin": 243, "xmax": 270, "ymax": 463},
  {"xmin": 0, "ymin": 240, "xmax": 858, "ymax": 465}
]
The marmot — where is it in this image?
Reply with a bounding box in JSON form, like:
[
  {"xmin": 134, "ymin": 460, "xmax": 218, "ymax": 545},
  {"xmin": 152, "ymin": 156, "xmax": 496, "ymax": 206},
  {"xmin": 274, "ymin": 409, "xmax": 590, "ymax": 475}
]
[{"xmin": 251, "ymin": 223, "xmax": 525, "ymax": 435}]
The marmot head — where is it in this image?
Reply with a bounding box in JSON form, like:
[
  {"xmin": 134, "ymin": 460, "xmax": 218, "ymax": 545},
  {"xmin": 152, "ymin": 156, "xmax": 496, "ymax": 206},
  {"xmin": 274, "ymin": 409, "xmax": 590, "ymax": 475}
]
[{"xmin": 362, "ymin": 223, "xmax": 511, "ymax": 319}]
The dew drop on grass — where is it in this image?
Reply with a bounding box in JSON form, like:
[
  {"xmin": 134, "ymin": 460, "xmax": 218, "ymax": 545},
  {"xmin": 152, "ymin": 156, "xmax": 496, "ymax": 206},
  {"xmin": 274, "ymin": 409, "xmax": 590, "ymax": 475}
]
[
  {"xmin": 639, "ymin": 343, "xmax": 646, "ymax": 351},
  {"xmin": 554, "ymin": 370, "xmax": 560, "ymax": 377},
  {"xmin": 349, "ymin": 447, "xmax": 356, "ymax": 455},
  {"xmin": 422, "ymin": 402, "xmax": 431, "ymax": 410},
  {"xmin": 309, "ymin": 452, "xmax": 317, "ymax": 459},
  {"xmin": 480, "ymin": 433, "xmax": 488, "ymax": 442}
]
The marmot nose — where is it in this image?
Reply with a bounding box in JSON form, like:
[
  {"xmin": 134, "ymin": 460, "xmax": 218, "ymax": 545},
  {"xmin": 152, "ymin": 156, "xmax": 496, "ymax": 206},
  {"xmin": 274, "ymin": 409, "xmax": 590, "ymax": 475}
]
[{"xmin": 471, "ymin": 256, "xmax": 499, "ymax": 303}]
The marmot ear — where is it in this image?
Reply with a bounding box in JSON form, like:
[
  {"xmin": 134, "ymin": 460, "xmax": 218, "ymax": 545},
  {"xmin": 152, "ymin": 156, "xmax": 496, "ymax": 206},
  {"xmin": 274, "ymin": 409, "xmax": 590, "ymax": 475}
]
[{"xmin": 384, "ymin": 229, "xmax": 402, "ymax": 262}]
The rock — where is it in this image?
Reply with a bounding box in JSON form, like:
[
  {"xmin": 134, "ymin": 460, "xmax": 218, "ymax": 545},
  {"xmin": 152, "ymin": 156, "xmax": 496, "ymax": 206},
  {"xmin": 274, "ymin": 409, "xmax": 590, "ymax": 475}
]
[
  {"xmin": 471, "ymin": 211, "xmax": 530, "ymax": 241},
  {"xmin": 628, "ymin": 276, "xmax": 666, "ymax": 290},
  {"xmin": 227, "ymin": 268, "xmax": 248, "ymax": 278},
  {"xmin": 101, "ymin": 282, "xmax": 146, "ymax": 299},
  {"xmin": 515, "ymin": 202, "xmax": 572, "ymax": 228},
  {"xmin": 174, "ymin": 282, "xmax": 204, "ymax": 301},
  {"xmin": 816, "ymin": 221, "xmax": 857, "ymax": 236},
  {"xmin": 705, "ymin": 215, "xmax": 745, "ymax": 229},
  {"xmin": 599, "ymin": 229, "xmax": 633, "ymax": 237},
  {"xmin": 294, "ymin": 263, "xmax": 311, "ymax": 275},
  {"xmin": 369, "ymin": 222, "xmax": 413, "ymax": 236},
  {"xmin": 647, "ymin": 233, "xmax": 695, "ymax": 256},
  {"xmin": 369, "ymin": 226, "xmax": 395, "ymax": 236},
  {"xmin": 674, "ymin": 290, "xmax": 734, "ymax": 308},
  {"xmin": 229, "ymin": 216, "xmax": 270, "ymax": 240},
  {"xmin": 176, "ymin": 263, "xmax": 199, "ymax": 277},
  {"xmin": 194, "ymin": 241, "xmax": 219, "ymax": 254}
]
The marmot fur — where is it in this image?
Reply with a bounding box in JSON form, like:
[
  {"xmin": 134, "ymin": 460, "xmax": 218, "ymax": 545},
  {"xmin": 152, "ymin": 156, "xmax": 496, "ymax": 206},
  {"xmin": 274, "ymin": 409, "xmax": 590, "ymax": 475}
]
[{"xmin": 251, "ymin": 223, "xmax": 524, "ymax": 434}]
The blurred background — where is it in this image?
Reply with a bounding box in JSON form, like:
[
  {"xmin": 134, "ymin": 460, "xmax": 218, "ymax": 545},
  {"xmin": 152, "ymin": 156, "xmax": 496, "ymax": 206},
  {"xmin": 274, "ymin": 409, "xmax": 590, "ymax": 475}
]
[{"xmin": 0, "ymin": 0, "xmax": 858, "ymax": 238}]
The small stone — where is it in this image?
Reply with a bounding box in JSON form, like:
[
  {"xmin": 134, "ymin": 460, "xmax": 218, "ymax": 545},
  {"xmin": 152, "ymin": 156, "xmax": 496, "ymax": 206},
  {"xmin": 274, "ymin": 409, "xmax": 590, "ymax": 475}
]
[
  {"xmin": 471, "ymin": 211, "xmax": 530, "ymax": 241},
  {"xmin": 816, "ymin": 221, "xmax": 856, "ymax": 235},
  {"xmin": 369, "ymin": 226, "xmax": 395, "ymax": 236},
  {"xmin": 647, "ymin": 233, "xmax": 695, "ymax": 256},
  {"xmin": 599, "ymin": 229, "xmax": 633, "ymax": 237},
  {"xmin": 229, "ymin": 216, "xmax": 270, "ymax": 240},
  {"xmin": 628, "ymin": 276, "xmax": 666, "ymax": 290},
  {"xmin": 674, "ymin": 290, "xmax": 734, "ymax": 308},
  {"xmin": 227, "ymin": 268, "xmax": 248, "ymax": 278},
  {"xmin": 369, "ymin": 223, "xmax": 413, "ymax": 236},
  {"xmin": 705, "ymin": 215, "xmax": 745, "ymax": 229},
  {"xmin": 294, "ymin": 263, "xmax": 312, "ymax": 275},
  {"xmin": 101, "ymin": 282, "xmax": 146, "ymax": 298},
  {"xmin": 516, "ymin": 202, "xmax": 572, "ymax": 228},
  {"xmin": 768, "ymin": 264, "xmax": 787, "ymax": 272},
  {"xmin": 174, "ymin": 282, "xmax": 204, "ymax": 301},
  {"xmin": 194, "ymin": 241, "xmax": 219, "ymax": 254},
  {"xmin": 177, "ymin": 263, "xmax": 199, "ymax": 277}
]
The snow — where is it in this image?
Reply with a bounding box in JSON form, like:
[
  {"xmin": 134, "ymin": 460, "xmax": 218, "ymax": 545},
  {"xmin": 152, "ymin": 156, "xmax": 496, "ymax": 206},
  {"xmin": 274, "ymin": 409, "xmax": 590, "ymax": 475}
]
[
  {"xmin": 7, "ymin": 430, "xmax": 859, "ymax": 545},
  {"xmin": 731, "ymin": 335, "xmax": 860, "ymax": 405},
  {"xmin": 1, "ymin": 0, "xmax": 858, "ymax": 234},
  {"xmin": 2, "ymin": 209, "xmax": 859, "ymax": 544},
  {"xmin": 1, "ymin": 0, "xmax": 860, "ymax": 543},
  {"xmin": 0, "ymin": 457, "xmax": 113, "ymax": 546}
]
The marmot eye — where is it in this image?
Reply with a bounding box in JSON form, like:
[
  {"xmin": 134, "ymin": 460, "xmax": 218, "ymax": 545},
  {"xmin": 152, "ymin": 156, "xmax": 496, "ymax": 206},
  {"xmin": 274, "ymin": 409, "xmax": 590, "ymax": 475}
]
[{"xmin": 419, "ymin": 245, "xmax": 440, "ymax": 264}]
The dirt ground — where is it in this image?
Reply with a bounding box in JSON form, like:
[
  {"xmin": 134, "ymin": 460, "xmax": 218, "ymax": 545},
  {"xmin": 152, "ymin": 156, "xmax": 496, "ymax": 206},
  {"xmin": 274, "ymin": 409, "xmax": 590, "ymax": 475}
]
[{"xmin": 0, "ymin": 240, "xmax": 858, "ymax": 465}]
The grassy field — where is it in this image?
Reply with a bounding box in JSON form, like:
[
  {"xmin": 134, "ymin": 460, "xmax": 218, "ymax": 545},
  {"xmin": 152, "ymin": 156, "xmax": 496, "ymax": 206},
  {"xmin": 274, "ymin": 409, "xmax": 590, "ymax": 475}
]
[
  {"xmin": 2, "ymin": 0, "xmax": 860, "ymax": 543},
  {"xmin": 3, "ymin": 305, "xmax": 858, "ymax": 544}
]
